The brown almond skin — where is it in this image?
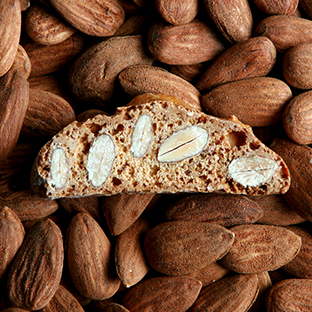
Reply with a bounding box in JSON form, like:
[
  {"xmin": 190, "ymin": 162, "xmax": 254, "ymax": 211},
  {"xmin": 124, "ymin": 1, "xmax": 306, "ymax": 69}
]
[
  {"xmin": 24, "ymin": 3, "xmax": 76, "ymax": 45},
  {"xmin": 283, "ymin": 43, "xmax": 312, "ymax": 89},
  {"xmin": 49, "ymin": 0, "xmax": 125, "ymax": 37},
  {"xmin": 189, "ymin": 273, "xmax": 259, "ymax": 312},
  {"xmin": 122, "ymin": 275, "xmax": 202, "ymax": 312},
  {"xmin": 7, "ymin": 219, "xmax": 64, "ymax": 311},
  {"xmin": 118, "ymin": 64, "xmax": 202, "ymax": 111},
  {"xmin": 102, "ymin": 193, "xmax": 155, "ymax": 236},
  {"xmin": 300, "ymin": 0, "xmax": 312, "ymax": 19},
  {"xmin": 255, "ymin": 15, "xmax": 312, "ymax": 53},
  {"xmin": 168, "ymin": 63, "xmax": 207, "ymax": 83},
  {"xmin": 144, "ymin": 221, "xmax": 235, "ymax": 275},
  {"xmin": 282, "ymin": 90, "xmax": 312, "ymax": 145},
  {"xmin": 281, "ymin": 226, "xmax": 312, "ymax": 278},
  {"xmin": 266, "ymin": 278, "xmax": 312, "ymax": 312},
  {"xmin": 0, "ymin": 207, "xmax": 25, "ymax": 281},
  {"xmin": 103, "ymin": 303, "xmax": 130, "ymax": 312},
  {"xmin": 155, "ymin": 0, "xmax": 199, "ymax": 26},
  {"xmin": 40, "ymin": 284, "xmax": 85, "ymax": 312},
  {"xmin": 147, "ymin": 19, "xmax": 227, "ymax": 65},
  {"xmin": 13, "ymin": 45, "xmax": 31, "ymax": 79},
  {"xmin": 163, "ymin": 193, "xmax": 263, "ymax": 227},
  {"xmin": 66, "ymin": 212, "xmax": 121, "ymax": 300},
  {"xmin": 196, "ymin": 36, "xmax": 277, "ymax": 92},
  {"xmin": 201, "ymin": 77, "xmax": 293, "ymax": 127},
  {"xmin": 253, "ymin": 0, "xmax": 299, "ymax": 15},
  {"xmin": 22, "ymin": 32, "xmax": 84, "ymax": 78},
  {"xmin": 115, "ymin": 217, "xmax": 150, "ymax": 288},
  {"xmin": 0, "ymin": 189, "xmax": 59, "ymax": 221},
  {"xmin": 0, "ymin": 0, "xmax": 21, "ymax": 77},
  {"xmin": 270, "ymin": 137, "xmax": 312, "ymax": 221},
  {"xmin": 68, "ymin": 35, "xmax": 154, "ymax": 110},
  {"xmin": 220, "ymin": 224, "xmax": 302, "ymax": 274},
  {"xmin": 252, "ymin": 194, "xmax": 306, "ymax": 226},
  {"xmin": 21, "ymin": 89, "xmax": 75, "ymax": 139},
  {"xmin": 203, "ymin": 0, "xmax": 253, "ymax": 43}
]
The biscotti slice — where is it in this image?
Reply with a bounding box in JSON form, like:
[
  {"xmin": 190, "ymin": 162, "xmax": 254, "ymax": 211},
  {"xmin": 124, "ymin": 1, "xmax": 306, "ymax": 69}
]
[{"xmin": 31, "ymin": 94, "xmax": 290, "ymax": 199}]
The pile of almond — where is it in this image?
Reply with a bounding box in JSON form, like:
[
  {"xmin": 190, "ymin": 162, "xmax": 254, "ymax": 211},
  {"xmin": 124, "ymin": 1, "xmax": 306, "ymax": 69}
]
[{"xmin": 1, "ymin": 0, "xmax": 312, "ymax": 311}]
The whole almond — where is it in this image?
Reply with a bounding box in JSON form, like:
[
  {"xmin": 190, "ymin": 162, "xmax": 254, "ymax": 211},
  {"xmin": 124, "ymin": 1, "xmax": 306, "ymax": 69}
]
[
  {"xmin": 155, "ymin": 0, "xmax": 199, "ymax": 25},
  {"xmin": 13, "ymin": 45, "xmax": 31, "ymax": 79},
  {"xmin": 118, "ymin": 64, "xmax": 202, "ymax": 111},
  {"xmin": 270, "ymin": 137, "xmax": 312, "ymax": 221},
  {"xmin": 283, "ymin": 43, "xmax": 312, "ymax": 89},
  {"xmin": 24, "ymin": 3, "xmax": 76, "ymax": 45},
  {"xmin": 253, "ymin": 0, "xmax": 299, "ymax": 15},
  {"xmin": 0, "ymin": 207, "xmax": 25, "ymax": 281},
  {"xmin": 266, "ymin": 278, "xmax": 312, "ymax": 311},
  {"xmin": 66, "ymin": 212, "xmax": 120, "ymax": 300},
  {"xmin": 115, "ymin": 217, "xmax": 150, "ymax": 288},
  {"xmin": 255, "ymin": 15, "xmax": 312, "ymax": 53},
  {"xmin": 103, "ymin": 303, "xmax": 130, "ymax": 312},
  {"xmin": 144, "ymin": 221, "xmax": 235, "ymax": 275},
  {"xmin": 220, "ymin": 224, "xmax": 302, "ymax": 274},
  {"xmin": 201, "ymin": 77, "xmax": 293, "ymax": 127},
  {"xmin": 196, "ymin": 36, "xmax": 277, "ymax": 92},
  {"xmin": 282, "ymin": 90, "xmax": 312, "ymax": 145},
  {"xmin": 21, "ymin": 89, "xmax": 75, "ymax": 139},
  {"xmin": 7, "ymin": 219, "xmax": 64, "ymax": 311},
  {"xmin": 189, "ymin": 273, "xmax": 259, "ymax": 312},
  {"xmin": 281, "ymin": 226, "xmax": 312, "ymax": 278},
  {"xmin": 203, "ymin": 0, "xmax": 253, "ymax": 43},
  {"xmin": 68, "ymin": 35, "xmax": 154, "ymax": 110},
  {"xmin": 147, "ymin": 19, "xmax": 226, "ymax": 65},
  {"xmin": 163, "ymin": 193, "xmax": 263, "ymax": 227},
  {"xmin": 168, "ymin": 63, "xmax": 207, "ymax": 83},
  {"xmin": 49, "ymin": 0, "xmax": 125, "ymax": 37},
  {"xmin": 122, "ymin": 275, "xmax": 202, "ymax": 312},
  {"xmin": 0, "ymin": 0, "xmax": 21, "ymax": 77}
]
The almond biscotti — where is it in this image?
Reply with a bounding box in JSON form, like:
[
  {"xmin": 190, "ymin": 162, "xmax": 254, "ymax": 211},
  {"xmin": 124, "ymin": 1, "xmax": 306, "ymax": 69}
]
[{"xmin": 31, "ymin": 94, "xmax": 290, "ymax": 199}]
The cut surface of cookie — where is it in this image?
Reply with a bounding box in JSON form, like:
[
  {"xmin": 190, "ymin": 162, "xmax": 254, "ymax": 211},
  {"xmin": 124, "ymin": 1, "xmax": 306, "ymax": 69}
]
[{"xmin": 31, "ymin": 94, "xmax": 290, "ymax": 199}]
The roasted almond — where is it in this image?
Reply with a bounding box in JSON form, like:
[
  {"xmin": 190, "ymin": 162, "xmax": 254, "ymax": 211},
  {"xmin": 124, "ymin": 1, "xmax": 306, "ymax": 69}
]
[
  {"xmin": 144, "ymin": 221, "xmax": 234, "ymax": 275},
  {"xmin": 102, "ymin": 303, "xmax": 130, "ymax": 312},
  {"xmin": 7, "ymin": 219, "xmax": 64, "ymax": 311},
  {"xmin": 252, "ymin": 0, "xmax": 299, "ymax": 15},
  {"xmin": 201, "ymin": 77, "xmax": 292, "ymax": 127},
  {"xmin": 220, "ymin": 224, "xmax": 302, "ymax": 274},
  {"xmin": 122, "ymin": 275, "xmax": 202, "ymax": 312},
  {"xmin": 163, "ymin": 193, "xmax": 263, "ymax": 227}
]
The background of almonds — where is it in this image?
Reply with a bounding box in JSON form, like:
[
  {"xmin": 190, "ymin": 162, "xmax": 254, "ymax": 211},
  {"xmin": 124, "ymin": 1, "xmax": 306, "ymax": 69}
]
[{"xmin": 1, "ymin": 0, "xmax": 312, "ymax": 311}]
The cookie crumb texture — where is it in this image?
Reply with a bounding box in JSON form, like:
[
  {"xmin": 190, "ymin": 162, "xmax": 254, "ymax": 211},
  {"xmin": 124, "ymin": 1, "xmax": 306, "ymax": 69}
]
[{"xmin": 31, "ymin": 99, "xmax": 290, "ymax": 199}]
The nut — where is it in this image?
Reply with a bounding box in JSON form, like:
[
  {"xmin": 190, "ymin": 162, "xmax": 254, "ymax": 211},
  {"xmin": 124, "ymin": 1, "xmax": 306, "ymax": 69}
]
[
  {"xmin": 86, "ymin": 134, "xmax": 116, "ymax": 187},
  {"xmin": 50, "ymin": 147, "xmax": 69, "ymax": 189},
  {"xmin": 158, "ymin": 126, "xmax": 209, "ymax": 162},
  {"xmin": 131, "ymin": 114, "xmax": 153, "ymax": 158},
  {"xmin": 228, "ymin": 156, "xmax": 279, "ymax": 187}
]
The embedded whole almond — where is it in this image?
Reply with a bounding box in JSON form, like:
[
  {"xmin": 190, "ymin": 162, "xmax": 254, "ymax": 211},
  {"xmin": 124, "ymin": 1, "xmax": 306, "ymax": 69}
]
[
  {"xmin": 118, "ymin": 64, "xmax": 202, "ymax": 111},
  {"xmin": 147, "ymin": 19, "xmax": 226, "ymax": 65},
  {"xmin": 188, "ymin": 274, "xmax": 259, "ymax": 312},
  {"xmin": 282, "ymin": 90, "xmax": 312, "ymax": 145},
  {"xmin": 24, "ymin": 3, "xmax": 76, "ymax": 45},
  {"xmin": 7, "ymin": 219, "xmax": 64, "ymax": 311},
  {"xmin": 220, "ymin": 224, "xmax": 302, "ymax": 274},
  {"xmin": 103, "ymin": 303, "xmax": 130, "ymax": 312},
  {"xmin": 13, "ymin": 45, "xmax": 32, "ymax": 79},
  {"xmin": 196, "ymin": 36, "xmax": 277, "ymax": 92},
  {"xmin": 163, "ymin": 193, "xmax": 263, "ymax": 227},
  {"xmin": 68, "ymin": 35, "xmax": 154, "ymax": 110},
  {"xmin": 144, "ymin": 221, "xmax": 234, "ymax": 275},
  {"xmin": 122, "ymin": 275, "xmax": 202, "ymax": 312},
  {"xmin": 66, "ymin": 212, "xmax": 120, "ymax": 300},
  {"xmin": 270, "ymin": 137, "xmax": 312, "ymax": 221},
  {"xmin": 0, "ymin": 207, "xmax": 25, "ymax": 281},
  {"xmin": 255, "ymin": 15, "xmax": 312, "ymax": 53},
  {"xmin": 21, "ymin": 89, "xmax": 75, "ymax": 138},
  {"xmin": 49, "ymin": 0, "xmax": 125, "ymax": 37},
  {"xmin": 203, "ymin": 0, "xmax": 253, "ymax": 43},
  {"xmin": 266, "ymin": 278, "xmax": 312, "ymax": 312},
  {"xmin": 252, "ymin": 0, "xmax": 299, "ymax": 15},
  {"xmin": 201, "ymin": 77, "xmax": 293, "ymax": 127}
]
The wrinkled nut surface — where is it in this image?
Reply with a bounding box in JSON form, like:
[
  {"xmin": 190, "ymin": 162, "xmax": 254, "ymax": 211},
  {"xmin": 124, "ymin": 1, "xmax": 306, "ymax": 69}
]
[
  {"xmin": 131, "ymin": 115, "xmax": 153, "ymax": 158},
  {"xmin": 158, "ymin": 126, "xmax": 209, "ymax": 162},
  {"xmin": 87, "ymin": 134, "xmax": 116, "ymax": 187},
  {"xmin": 228, "ymin": 156, "xmax": 279, "ymax": 187},
  {"xmin": 50, "ymin": 147, "xmax": 69, "ymax": 189}
]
